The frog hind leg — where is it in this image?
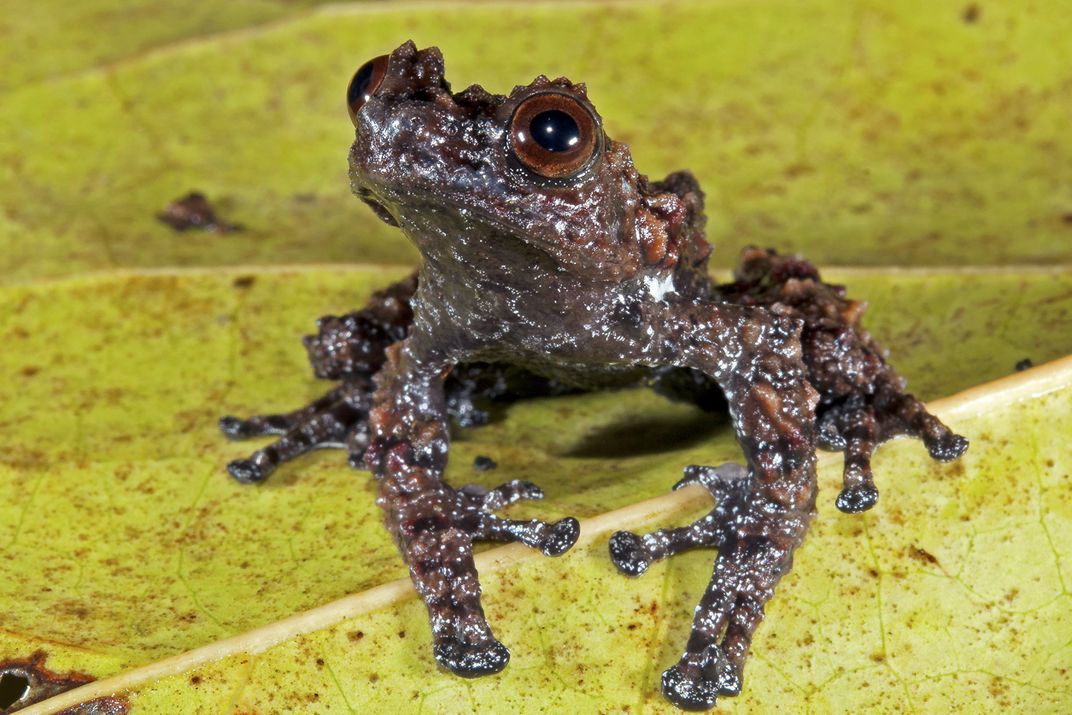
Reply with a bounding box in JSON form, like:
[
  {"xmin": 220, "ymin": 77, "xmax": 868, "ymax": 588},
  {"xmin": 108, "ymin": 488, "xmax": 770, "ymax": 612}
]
[
  {"xmin": 220, "ymin": 380, "xmax": 372, "ymax": 483},
  {"xmin": 817, "ymin": 374, "xmax": 969, "ymax": 514},
  {"xmin": 367, "ymin": 340, "xmax": 579, "ymax": 677},
  {"xmin": 875, "ymin": 376, "xmax": 969, "ymax": 461},
  {"xmin": 609, "ymin": 463, "xmax": 742, "ymax": 576},
  {"xmin": 819, "ymin": 401, "xmax": 882, "ymax": 513},
  {"xmin": 218, "ymin": 273, "xmax": 419, "ymax": 482},
  {"xmin": 718, "ymin": 247, "xmax": 968, "ymax": 514}
]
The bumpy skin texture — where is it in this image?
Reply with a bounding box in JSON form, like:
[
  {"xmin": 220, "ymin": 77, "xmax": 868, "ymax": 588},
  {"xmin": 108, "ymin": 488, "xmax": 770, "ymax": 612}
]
[
  {"xmin": 220, "ymin": 41, "xmax": 966, "ymax": 710},
  {"xmin": 716, "ymin": 249, "xmax": 968, "ymax": 513}
]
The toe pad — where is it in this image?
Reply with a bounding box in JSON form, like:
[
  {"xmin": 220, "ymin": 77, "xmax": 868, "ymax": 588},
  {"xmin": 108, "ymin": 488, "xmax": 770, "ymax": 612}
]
[
  {"xmin": 541, "ymin": 518, "xmax": 580, "ymax": 556},
  {"xmin": 434, "ymin": 638, "xmax": 510, "ymax": 678},
  {"xmin": 227, "ymin": 459, "xmax": 266, "ymax": 484},
  {"xmin": 609, "ymin": 531, "xmax": 650, "ymax": 577}
]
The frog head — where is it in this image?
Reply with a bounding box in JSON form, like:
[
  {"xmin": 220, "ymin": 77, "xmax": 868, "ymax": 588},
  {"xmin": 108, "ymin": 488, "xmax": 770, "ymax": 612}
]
[{"xmin": 345, "ymin": 42, "xmax": 707, "ymax": 287}]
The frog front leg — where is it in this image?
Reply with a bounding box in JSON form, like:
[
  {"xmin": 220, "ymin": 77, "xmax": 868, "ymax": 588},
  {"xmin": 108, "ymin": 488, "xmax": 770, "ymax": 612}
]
[
  {"xmin": 366, "ymin": 339, "xmax": 579, "ymax": 676},
  {"xmin": 613, "ymin": 304, "xmax": 818, "ymax": 710}
]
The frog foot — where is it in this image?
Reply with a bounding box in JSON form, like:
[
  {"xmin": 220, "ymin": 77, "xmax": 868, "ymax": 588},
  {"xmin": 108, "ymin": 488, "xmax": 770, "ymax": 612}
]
[
  {"xmin": 219, "ymin": 380, "xmax": 372, "ymax": 483},
  {"xmin": 819, "ymin": 392, "xmax": 968, "ymax": 514},
  {"xmin": 610, "ymin": 463, "xmax": 756, "ymax": 710},
  {"xmin": 454, "ymin": 479, "xmax": 580, "ymax": 557},
  {"xmin": 609, "ymin": 463, "xmax": 746, "ymax": 576}
]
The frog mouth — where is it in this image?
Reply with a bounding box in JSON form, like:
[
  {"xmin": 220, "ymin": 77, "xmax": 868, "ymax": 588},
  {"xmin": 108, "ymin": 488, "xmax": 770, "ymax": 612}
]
[{"xmin": 354, "ymin": 187, "xmax": 399, "ymax": 227}]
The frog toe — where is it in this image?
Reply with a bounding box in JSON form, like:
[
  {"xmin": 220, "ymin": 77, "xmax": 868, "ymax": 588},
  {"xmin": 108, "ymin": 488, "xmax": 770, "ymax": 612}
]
[
  {"xmin": 434, "ymin": 637, "xmax": 510, "ymax": 678},
  {"xmin": 928, "ymin": 433, "xmax": 969, "ymax": 461},
  {"xmin": 218, "ymin": 416, "xmax": 250, "ymax": 439},
  {"xmin": 836, "ymin": 483, "xmax": 879, "ymax": 513},
  {"xmin": 227, "ymin": 458, "xmax": 269, "ymax": 484},
  {"xmin": 663, "ymin": 642, "xmax": 742, "ymax": 710},
  {"xmin": 673, "ymin": 462, "xmax": 748, "ymax": 498},
  {"xmin": 661, "ymin": 663, "xmax": 720, "ymax": 711},
  {"xmin": 609, "ymin": 531, "xmax": 652, "ymax": 576},
  {"xmin": 539, "ymin": 517, "xmax": 580, "ymax": 556}
]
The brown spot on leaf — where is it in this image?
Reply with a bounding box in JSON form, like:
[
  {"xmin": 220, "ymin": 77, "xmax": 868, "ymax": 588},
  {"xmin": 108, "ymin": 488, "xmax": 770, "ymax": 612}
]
[
  {"xmin": 962, "ymin": 4, "xmax": 980, "ymax": 23},
  {"xmin": 156, "ymin": 191, "xmax": 241, "ymax": 233},
  {"xmin": 908, "ymin": 546, "xmax": 939, "ymax": 565}
]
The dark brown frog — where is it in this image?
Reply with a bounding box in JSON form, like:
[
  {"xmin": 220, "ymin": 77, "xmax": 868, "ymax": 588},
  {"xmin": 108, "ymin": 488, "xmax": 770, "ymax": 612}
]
[{"xmin": 220, "ymin": 41, "xmax": 967, "ymax": 710}]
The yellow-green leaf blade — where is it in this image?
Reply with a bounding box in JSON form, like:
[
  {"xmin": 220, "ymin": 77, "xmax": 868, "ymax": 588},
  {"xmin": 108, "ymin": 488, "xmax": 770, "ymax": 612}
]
[
  {"xmin": 3, "ymin": 0, "xmax": 1072, "ymax": 284},
  {"xmin": 23, "ymin": 364, "xmax": 1072, "ymax": 713}
]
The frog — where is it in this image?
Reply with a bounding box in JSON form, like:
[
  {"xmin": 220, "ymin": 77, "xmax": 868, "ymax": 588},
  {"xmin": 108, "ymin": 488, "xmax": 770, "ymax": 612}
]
[{"xmin": 219, "ymin": 41, "xmax": 967, "ymax": 710}]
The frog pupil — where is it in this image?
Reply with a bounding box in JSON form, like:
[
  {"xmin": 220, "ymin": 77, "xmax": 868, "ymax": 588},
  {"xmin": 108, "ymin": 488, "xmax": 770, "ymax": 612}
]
[
  {"xmin": 529, "ymin": 110, "xmax": 580, "ymax": 153},
  {"xmin": 348, "ymin": 61, "xmax": 376, "ymax": 106}
]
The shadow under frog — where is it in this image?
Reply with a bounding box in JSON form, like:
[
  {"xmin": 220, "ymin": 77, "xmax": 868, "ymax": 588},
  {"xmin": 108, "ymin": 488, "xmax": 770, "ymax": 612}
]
[{"xmin": 219, "ymin": 41, "xmax": 967, "ymax": 710}]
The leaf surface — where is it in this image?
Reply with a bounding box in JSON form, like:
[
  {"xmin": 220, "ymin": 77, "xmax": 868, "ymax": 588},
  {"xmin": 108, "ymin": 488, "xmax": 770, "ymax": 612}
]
[
  {"xmin": 2, "ymin": 0, "xmax": 1072, "ymax": 284},
  {"xmin": 1, "ymin": 0, "xmax": 1071, "ymax": 713}
]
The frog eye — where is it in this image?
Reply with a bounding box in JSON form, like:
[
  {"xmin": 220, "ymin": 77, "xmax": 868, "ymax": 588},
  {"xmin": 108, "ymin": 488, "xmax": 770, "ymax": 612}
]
[
  {"xmin": 347, "ymin": 55, "xmax": 389, "ymax": 125},
  {"xmin": 509, "ymin": 93, "xmax": 600, "ymax": 179}
]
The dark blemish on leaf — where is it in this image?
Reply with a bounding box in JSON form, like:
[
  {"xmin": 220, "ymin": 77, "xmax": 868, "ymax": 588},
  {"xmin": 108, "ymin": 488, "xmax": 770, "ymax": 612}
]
[
  {"xmin": 369, "ymin": 673, "xmax": 380, "ymax": 683},
  {"xmin": 190, "ymin": 675, "xmax": 201, "ymax": 685},
  {"xmin": 1062, "ymin": 213, "xmax": 1072, "ymax": 225},
  {"xmin": 156, "ymin": 191, "xmax": 241, "ymax": 233},
  {"xmin": 1015, "ymin": 358, "xmax": 1034, "ymax": 372},
  {"xmin": 315, "ymin": 658, "xmax": 325, "ymax": 668},
  {"xmin": 472, "ymin": 455, "xmax": 497, "ymax": 471},
  {"xmin": 783, "ymin": 163, "xmax": 815, "ymax": 179},
  {"xmin": 0, "ymin": 651, "xmax": 129, "ymax": 713},
  {"xmin": 348, "ymin": 630, "xmax": 364, "ymax": 641},
  {"xmin": 397, "ymin": 630, "xmax": 406, "ymax": 639},
  {"xmin": 962, "ymin": 4, "xmax": 980, "ymax": 23},
  {"xmin": 19, "ymin": 366, "xmax": 39, "ymax": 378},
  {"xmin": 233, "ymin": 275, "xmax": 256, "ymax": 289},
  {"xmin": 908, "ymin": 546, "xmax": 939, "ymax": 565}
]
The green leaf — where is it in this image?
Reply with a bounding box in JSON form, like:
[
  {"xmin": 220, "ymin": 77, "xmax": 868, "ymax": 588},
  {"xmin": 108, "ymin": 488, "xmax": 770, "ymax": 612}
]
[
  {"xmin": 2, "ymin": 0, "xmax": 1071, "ymax": 713},
  {"xmin": 3, "ymin": 268, "xmax": 1071, "ymax": 713},
  {"xmin": 3, "ymin": 0, "xmax": 1072, "ymax": 283}
]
